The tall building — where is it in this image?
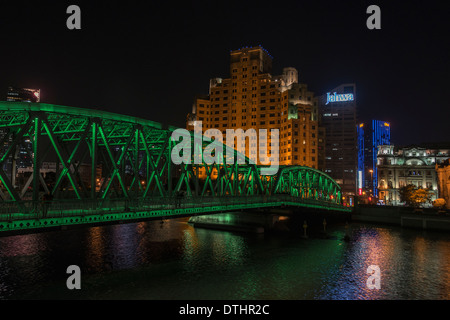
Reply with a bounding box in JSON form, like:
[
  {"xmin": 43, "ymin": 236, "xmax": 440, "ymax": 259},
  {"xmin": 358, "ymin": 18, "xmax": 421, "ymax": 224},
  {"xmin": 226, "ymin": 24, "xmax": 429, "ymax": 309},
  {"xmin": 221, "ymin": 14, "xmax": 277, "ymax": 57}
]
[
  {"xmin": 7, "ymin": 86, "xmax": 40, "ymax": 102},
  {"xmin": 377, "ymin": 145, "xmax": 450, "ymax": 206},
  {"xmin": 318, "ymin": 84, "xmax": 357, "ymax": 204},
  {"xmin": 357, "ymin": 120, "xmax": 391, "ymax": 197},
  {"xmin": 186, "ymin": 46, "xmax": 320, "ymax": 168},
  {"xmin": 279, "ymin": 77, "xmax": 319, "ymax": 167},
  {"xmin": 3, "ymin": 86, "xmax": 40, "ymax": 185}
]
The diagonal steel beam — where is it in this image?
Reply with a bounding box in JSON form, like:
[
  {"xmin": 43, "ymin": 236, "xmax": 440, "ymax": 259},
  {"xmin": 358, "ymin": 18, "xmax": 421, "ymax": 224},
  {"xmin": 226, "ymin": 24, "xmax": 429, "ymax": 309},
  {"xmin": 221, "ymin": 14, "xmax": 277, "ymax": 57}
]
[
  {"xmin": 42, "ymin": 117, "xmax": 81, "ymax": 199},
  {"xmin": 98, "ymin": 124, "xmax": 129, "ymax": 199}
]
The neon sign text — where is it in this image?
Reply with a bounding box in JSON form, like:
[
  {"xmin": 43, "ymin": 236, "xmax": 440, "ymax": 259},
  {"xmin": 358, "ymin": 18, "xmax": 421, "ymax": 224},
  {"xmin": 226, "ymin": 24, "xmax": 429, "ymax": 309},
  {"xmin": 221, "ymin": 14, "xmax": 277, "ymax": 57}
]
[{"xmin": 326, "ymin": 92, "xmax": 354, "ymax": 105}]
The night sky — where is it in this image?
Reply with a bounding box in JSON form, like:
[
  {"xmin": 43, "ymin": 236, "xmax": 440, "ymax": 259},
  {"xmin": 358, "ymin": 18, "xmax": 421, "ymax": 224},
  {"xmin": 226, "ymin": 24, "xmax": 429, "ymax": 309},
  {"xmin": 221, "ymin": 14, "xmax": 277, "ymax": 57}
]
[{"xmin": 1, "ymin": 0, "xmax": 449, "ymax": 146}]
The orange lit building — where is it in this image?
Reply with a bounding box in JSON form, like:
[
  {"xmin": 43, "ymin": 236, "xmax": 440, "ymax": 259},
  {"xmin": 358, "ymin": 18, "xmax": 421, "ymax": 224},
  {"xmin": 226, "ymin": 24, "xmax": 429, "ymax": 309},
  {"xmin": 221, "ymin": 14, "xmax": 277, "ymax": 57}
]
[
  {"xmin": 186, "ymin": 46, "xmax": 320, "ymax": 168},
  {"xmin": 436, "ymin": 159, "xmax": 450, "ymax": 209}
]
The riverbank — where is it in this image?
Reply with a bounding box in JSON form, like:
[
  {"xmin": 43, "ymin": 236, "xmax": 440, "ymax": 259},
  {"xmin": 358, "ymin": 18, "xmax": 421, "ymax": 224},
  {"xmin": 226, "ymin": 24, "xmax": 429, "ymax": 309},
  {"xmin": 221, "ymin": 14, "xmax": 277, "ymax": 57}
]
[
  {"xmin": 352, "ymin": 204, "xmax": 450, "ymax": 231},
  {"xmin": 189, "ymin": 205, "xmax": 450, "ymax": 234},
  {"xmin": 188, "ymin": 209, "xmax": 351, "ymax": 235}
]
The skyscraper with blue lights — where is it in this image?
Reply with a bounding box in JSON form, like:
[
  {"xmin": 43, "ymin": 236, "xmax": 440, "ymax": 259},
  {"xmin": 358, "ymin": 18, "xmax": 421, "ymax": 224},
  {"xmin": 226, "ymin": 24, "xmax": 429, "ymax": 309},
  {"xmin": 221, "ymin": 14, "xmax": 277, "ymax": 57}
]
[
  {"xmin": 319, "ymin": 83, "xmax": 357, "ymax": 205},
  {"xmin": 357, "ymin": 120, "xmax": 391, "ymax": 197}
]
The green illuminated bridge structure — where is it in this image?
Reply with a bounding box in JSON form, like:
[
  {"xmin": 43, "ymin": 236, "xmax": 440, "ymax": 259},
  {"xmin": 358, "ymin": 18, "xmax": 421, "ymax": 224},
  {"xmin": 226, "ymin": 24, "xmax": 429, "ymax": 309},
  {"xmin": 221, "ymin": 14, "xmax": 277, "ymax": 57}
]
[{"xmin": 0, "ymin": 102, "xmax": 350, "ymax": 234}]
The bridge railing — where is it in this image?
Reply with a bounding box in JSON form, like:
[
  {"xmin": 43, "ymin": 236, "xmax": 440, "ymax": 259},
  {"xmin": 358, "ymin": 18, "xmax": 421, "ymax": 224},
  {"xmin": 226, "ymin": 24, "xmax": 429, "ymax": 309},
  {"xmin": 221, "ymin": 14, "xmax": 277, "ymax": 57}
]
[{"xmin": 0, "ymin": 194, "xmax": 346, "ymax": 222}]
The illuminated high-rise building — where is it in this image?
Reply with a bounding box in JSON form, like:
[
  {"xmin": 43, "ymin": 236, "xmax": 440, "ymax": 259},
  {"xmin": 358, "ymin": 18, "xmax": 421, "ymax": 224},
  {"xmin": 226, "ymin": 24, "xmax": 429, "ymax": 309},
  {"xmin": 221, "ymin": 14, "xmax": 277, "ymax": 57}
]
[
  {"xmin": 186, "ymin": 46, "xmax": 320, "ymax": 168},
  {"xmin": 357, "ymin": 120, "xmax": 391, "ymax": 197},
  {"xmin": 2, "ymin": 86, "xmax": 39, "ymax": 185},
  {"xmin": 318, "ymin": 83, "xmax": 357, "ymax": 204},
  {"xmin": 281, "ymin": 80, "xmax": 319, "ymax": 167},
  {"xmin": 7, "ymin": 86, "xmax": 40, "ymax": 102}
]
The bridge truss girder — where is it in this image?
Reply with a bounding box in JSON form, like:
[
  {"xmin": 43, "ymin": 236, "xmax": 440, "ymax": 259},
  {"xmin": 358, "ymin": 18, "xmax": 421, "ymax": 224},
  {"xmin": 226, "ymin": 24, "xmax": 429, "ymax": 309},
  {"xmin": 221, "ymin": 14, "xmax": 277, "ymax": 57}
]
[{"xmin": 0, "ymin": 102, "xmax": 342, "ymax": 213}]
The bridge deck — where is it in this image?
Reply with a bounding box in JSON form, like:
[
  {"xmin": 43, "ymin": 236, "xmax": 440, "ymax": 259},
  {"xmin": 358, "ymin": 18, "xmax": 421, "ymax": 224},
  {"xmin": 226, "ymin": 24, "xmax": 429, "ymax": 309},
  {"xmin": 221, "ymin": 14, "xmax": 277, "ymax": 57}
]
[{"xmin": 0, "ymin": 195, "xmax": 350, "ymax": 235}]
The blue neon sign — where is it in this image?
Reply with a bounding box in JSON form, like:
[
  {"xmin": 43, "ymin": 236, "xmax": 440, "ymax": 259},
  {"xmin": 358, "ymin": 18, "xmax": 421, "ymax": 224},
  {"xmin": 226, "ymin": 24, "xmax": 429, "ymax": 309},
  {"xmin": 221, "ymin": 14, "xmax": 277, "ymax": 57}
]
[{"xmin": 325, "ymin": 92, "xmax": 354, "ymax": 105}]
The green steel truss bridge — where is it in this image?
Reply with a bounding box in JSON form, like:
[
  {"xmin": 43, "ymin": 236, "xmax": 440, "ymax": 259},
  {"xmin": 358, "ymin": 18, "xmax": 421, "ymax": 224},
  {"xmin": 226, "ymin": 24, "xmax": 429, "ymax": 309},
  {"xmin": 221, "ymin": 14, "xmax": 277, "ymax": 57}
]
[{"xmin": 0, "ymin": 102, "xmax": 350, "ymax": 234}]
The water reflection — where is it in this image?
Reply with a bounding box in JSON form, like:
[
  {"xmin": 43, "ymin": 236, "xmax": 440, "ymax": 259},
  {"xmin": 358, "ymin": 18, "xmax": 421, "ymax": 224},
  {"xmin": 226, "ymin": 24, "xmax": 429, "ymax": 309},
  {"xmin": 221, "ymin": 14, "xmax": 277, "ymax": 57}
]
[
  {"xmin": 0, "ymin": 219, "xmax": 449, "ymax": 299},
  {"xmin": 85, "ymin": 227, "xmax": 106, "ymax": 273},
  {"xmin": 317, "ymin": 225, "xmax": 450, "ymax": 300},
  {"xmin": 438, "ymin": 241, "xmax": 450, "ymax": 299}
]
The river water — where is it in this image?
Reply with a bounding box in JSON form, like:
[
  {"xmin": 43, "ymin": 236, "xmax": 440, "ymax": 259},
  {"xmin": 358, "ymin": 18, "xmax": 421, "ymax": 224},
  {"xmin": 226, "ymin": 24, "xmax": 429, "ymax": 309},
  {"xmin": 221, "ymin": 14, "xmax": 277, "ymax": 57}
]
[{"xmin": 0, "ymin": 217, "xmax": 449, "ymax": 300}]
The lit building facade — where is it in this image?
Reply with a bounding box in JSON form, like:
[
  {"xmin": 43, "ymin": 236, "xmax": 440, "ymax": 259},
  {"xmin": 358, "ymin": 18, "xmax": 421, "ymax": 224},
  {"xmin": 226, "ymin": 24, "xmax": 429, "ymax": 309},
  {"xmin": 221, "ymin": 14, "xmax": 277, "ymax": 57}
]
[
  {"xmin": 318, "ymin": 84, "xmax": 357, "ymax": 204},
  {"xmin": 186, "ymin": 46, "xmax": 320, "ymax": 168},
  {"xmin": 436, "ymin": 159, "xmax": 450, "ymax": 209},
  {"xmin": 2, "ymin": 87, "xmax": 40, "ymax": 185},
  {"xmin": 279, "ymin": 80, "xmax": 319, "ymax": 167},
  {"xmin": 7, "ymin": 86, "xmax": 40, "ymax": 102},
  {"xmin": 377, "ymin": 145, "xmax": 450, "ymax": 206},
  {"xmin": 357, "ymin": 120, "xmax": 391, "ymax": 197}
]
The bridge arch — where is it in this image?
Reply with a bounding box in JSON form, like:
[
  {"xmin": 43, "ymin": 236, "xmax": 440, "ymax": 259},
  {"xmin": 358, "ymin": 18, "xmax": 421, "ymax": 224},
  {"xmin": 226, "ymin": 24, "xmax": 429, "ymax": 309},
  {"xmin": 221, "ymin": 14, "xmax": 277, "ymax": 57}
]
[{"xmin": 271, "ymin": 166, "xmax": 342, "ymax": 204}]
